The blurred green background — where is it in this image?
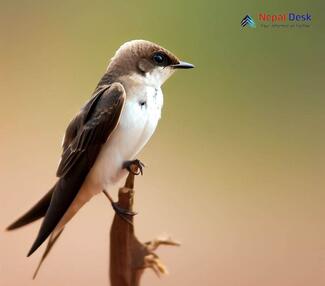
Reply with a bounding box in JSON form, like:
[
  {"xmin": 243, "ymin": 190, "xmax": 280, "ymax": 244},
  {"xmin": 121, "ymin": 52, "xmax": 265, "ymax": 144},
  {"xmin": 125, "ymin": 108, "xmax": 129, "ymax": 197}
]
[{"xmin": 0, "ymin": 0, "xmax": 324, "ymax": 285}]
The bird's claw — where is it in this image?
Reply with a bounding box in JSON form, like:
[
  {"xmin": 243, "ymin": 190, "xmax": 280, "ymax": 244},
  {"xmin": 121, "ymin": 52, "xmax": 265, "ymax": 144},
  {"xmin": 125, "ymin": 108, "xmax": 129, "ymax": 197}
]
[
  {"xmin": 111, "ymin": 202, "xmax": 137, "ymax": 225},
  {"xmin": 103, "ymin": 190, "xmax": 137, "ymax": 225},
  {"xmin": 123, "ymin": 159, "xmax": 145, "ymax": 175},
  {"xmin": 111, "ymin": 202, "xmax": 137, "ymax": 216}
]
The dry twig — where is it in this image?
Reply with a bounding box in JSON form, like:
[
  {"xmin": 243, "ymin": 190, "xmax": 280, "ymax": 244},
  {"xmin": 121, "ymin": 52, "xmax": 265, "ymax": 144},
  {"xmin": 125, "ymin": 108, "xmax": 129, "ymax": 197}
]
[{"xmin": 109, "ymin": 165, "xmax": 180, "ymax": 286}]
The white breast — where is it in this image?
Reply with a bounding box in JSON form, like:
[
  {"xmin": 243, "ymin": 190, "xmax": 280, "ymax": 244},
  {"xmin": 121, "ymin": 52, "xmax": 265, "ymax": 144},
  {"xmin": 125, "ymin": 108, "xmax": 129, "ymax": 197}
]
[{"xmin": 86, "ymin": 83, "xmax": 163, "ymax": 191}]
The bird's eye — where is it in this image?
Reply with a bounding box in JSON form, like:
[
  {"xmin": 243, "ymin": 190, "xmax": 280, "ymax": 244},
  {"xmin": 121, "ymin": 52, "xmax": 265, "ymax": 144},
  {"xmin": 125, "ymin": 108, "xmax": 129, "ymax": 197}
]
[{"xmin": 153, "ymin": 53, "xmax": 165, "ymax": 65}]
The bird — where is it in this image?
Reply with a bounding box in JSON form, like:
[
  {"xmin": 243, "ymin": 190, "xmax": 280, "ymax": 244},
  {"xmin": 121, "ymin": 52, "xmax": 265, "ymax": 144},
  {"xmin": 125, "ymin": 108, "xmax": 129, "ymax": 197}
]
[{"xmin": 6, "ymin": 39, "xmax": 194, "ymax": 277}]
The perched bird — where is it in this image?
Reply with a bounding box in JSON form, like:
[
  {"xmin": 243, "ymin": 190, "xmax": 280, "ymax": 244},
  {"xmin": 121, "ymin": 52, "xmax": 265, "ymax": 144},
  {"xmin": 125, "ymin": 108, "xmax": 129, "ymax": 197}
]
[{"xmin": 7, "ymin": 39, "xmax": 194, "ymax": 277}]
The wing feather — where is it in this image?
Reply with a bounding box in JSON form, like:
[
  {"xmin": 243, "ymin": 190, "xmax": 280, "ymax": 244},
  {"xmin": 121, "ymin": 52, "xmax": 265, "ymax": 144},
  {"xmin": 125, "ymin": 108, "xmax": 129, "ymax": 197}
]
[
  {"xmin": 56, "ymin": 83, "xmax": 125, "ymax": 177},
  {"xmin": 27, "ymin": 83, "xmax": 126, "ymax": 256}
]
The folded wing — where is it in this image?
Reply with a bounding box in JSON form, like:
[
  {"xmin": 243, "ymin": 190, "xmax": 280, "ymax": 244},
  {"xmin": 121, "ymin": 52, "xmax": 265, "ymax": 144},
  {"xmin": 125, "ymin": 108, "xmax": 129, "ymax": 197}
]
[{"xmin": 27, "ymin": 83, "xmax": 126, "ymax": 256}]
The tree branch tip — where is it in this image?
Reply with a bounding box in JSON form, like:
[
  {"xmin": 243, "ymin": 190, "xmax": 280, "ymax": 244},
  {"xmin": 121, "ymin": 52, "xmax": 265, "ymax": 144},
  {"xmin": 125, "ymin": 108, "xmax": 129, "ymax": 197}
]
[
  {"xmin": 145, "ymin": 236, "xmax": 181, "ymax": 251},
  {"xmin": 144, "ymin": 255, "xmax": 169, "ymax": 277}
]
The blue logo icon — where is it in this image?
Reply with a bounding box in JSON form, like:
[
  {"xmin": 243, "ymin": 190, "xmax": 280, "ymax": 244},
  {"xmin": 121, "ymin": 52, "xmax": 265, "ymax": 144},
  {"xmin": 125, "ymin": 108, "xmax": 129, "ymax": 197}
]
[{"xmin": 241, "ymin": 15, "xmax": 256, "ymax": 28}]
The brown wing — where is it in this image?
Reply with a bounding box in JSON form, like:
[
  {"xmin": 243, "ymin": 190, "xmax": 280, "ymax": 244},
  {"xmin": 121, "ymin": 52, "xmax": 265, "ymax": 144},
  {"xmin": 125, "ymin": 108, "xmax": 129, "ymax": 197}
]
[
  {"xmin": 27, "ymin": 82, "xmax": 126, "ymax": 256},
  {"xmin": 56, "ymin": 83, "xmax": 125, "ymax": 177},
  {"xmin": 60, "ymin": 85, "xmax": 110, "ymax": 155},
  {"xmin": 5, "ymin": 87, "xmax": 110, "ymax": 231}
]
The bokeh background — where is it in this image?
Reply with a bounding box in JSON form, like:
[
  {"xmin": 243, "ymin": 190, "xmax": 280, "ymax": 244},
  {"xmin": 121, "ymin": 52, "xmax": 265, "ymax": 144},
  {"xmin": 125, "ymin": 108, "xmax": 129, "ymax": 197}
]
[{"xmin": 1, "ymin": 0, "xmax": 324, "ymax": 285}]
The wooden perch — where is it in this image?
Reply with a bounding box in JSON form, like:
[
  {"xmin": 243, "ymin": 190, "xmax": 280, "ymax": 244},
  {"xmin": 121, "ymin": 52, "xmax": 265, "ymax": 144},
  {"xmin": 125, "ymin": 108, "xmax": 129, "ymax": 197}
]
[{"xmin": 109, "ymin": 165, "xmax": 180, "ymax": 286}]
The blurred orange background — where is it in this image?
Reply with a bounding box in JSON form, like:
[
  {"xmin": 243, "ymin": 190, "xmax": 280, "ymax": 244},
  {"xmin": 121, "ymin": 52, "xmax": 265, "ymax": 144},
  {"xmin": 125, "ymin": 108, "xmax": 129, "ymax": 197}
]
[{"xmin": 1, "ymin": 1, "xmax": 324, "ymax": 285}]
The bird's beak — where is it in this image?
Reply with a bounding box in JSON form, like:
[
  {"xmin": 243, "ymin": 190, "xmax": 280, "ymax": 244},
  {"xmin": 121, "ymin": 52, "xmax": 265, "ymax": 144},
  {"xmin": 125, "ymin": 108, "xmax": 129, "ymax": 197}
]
[{"xmin": 171, "ymin": 61, "xmax": 195, "ymax": 69}]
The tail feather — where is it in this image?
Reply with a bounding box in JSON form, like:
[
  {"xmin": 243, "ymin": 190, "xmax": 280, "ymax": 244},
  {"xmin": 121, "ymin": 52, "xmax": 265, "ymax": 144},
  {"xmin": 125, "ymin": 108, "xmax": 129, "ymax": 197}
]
[
  {"xmin": 27, "ymin": 172, "xmax": 86, "ymax": 256},
  {"xmin": 33, "ymin": 228, "xmax": 64, "ymax": 279},
  {"xmin": 6, "ymin": 187, "xmax": 54, "ymax": 231}
]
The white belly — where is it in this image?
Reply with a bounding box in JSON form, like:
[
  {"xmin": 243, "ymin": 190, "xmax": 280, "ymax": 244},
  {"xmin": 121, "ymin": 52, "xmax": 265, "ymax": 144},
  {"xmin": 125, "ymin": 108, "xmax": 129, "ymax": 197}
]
[
  {"xmin": 89, "ymin": 85, "xmax": 163, "ymax": 189},
  {"xmin": 52, "ymin": 85, "xmax": 163, "ymax": 237}
]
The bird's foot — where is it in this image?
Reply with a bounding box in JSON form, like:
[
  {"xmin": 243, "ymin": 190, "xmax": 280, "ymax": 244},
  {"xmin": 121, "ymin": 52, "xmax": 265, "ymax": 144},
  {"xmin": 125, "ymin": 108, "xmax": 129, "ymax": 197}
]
[
  {"xmin": 111, "ymin": 202, "xmax": 137, "ymax": 217},
  {"xmin": 111, "ymin": 202, "xmax": 137, "ymax": 224},
  {"xmin": 103, "ymin": 190, "xmax": 136, "ymax": 225},
  {"xmin": 123, "ymin": 159, "xmax": 145, "ymax": 175}
]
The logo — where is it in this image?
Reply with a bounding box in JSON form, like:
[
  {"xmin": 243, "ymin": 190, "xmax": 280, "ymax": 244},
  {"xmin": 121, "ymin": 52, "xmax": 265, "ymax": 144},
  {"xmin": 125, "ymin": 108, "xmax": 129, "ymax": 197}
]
[
  {"xmin": 259, "ymin": 13, "xmax": 312, "ymax": 23},
  {"xmin": 241, "ymin": 15, "xmax": 256, "ymax": 28},
  {"xmin": 241, "ymin": 13, "xmax": 312, "ymax": 29}
]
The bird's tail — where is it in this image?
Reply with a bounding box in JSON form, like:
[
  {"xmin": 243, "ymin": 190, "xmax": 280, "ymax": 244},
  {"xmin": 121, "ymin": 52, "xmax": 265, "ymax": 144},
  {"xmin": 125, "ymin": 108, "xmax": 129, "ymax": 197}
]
[
  {"xmin": 6, "ymin": 186, "xmax": 55, "ymax": 231},
  {"xmin": 33, "ymin": 228, "xmax": 64, "ymax": 279}
]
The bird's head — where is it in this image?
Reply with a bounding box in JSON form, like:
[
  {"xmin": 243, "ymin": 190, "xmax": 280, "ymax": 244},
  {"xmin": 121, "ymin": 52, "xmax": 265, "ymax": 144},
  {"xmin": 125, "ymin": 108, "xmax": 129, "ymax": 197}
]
[{"xmin": 106, "ymin": 40, "xmax": 194, "ymax": 87}]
